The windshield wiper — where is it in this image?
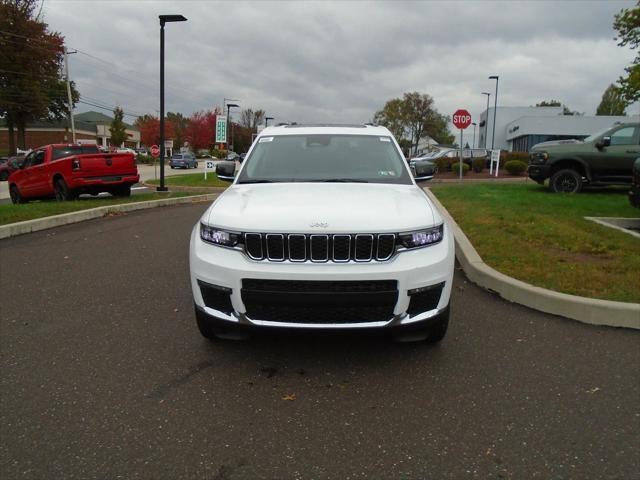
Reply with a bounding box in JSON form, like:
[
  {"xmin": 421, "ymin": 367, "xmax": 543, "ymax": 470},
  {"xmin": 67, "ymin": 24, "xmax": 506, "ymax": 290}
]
[
  {"xmin": 316, "ymin": 178, "xmax": 369, "ymax": 183},
  {"xmin": 237, "ymin": 179, "xmax": 275, "ymax": 184}
]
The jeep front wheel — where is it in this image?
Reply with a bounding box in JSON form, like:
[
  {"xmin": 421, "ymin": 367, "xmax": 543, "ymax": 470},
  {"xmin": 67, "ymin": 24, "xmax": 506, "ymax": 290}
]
[{"xmin": 550, "ymin": 169, "xmax": 582, "ymax": 193}]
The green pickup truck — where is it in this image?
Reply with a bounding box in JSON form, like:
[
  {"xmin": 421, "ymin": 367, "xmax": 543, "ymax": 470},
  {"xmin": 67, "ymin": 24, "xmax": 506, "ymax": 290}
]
[{"xmin": 528, "ymin": 122, "xmax": 640, "ymax": 193}]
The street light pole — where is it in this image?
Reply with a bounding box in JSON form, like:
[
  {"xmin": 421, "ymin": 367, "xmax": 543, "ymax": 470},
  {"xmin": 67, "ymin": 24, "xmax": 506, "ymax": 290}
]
[
  {"xmin": 481, "ymin": 92, "xmax": 491, "ymax": 150},
  {"xmin": 489, "ymin": 76, "xmax": 499, "ymax": 151},
  {"xmin": 64, "ymin": 48, "xmax": 77, "ymax": 143},
  {"xmin": 226, "ymin": 103, "xmax": 239, "ymax": 152},
  {"xmin": 158, "ymin": 14, "xmax": 187, "ymax": 192}
]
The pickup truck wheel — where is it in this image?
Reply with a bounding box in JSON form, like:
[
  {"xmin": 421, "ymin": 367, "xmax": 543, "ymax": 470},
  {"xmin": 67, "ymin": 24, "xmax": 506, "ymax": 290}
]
[
  {"xmin": 550, "ymin": 169, "xmax": 582, "ymax": 193},
  {"xmin": 54, "ymin": 179, "xmax": 76, "ymax": 201},
  {"xmin": 112, "ymin": 185, "xmax": 131, "ymax": 198},
  {"xmin": 9, "ymin": 185, "xmax": 26, "ymax": 204}
]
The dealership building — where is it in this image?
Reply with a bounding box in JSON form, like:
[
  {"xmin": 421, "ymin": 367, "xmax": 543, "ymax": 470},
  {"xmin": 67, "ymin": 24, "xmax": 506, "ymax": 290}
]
[
  {"xmin": 0, "ymin": 111, "xmax": 140, "ymax": 152},
  {"xmin": 477, "ymin": 106, "xmax": 636, "ymax": 152}
]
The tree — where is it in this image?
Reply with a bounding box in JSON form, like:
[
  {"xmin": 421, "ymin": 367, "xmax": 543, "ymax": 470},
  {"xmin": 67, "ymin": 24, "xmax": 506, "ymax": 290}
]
[
  {"xmin": 109, "ymin": 106, "xmax": 128, "ymax": 147},
  {"xmin": 0, "ymin": 0, "xmax": 77, "ymax": 154},
  {"xmin": 373, "ymin": 92, "xmax": 454, "ymax": 154},
  {"xmin": 239, "ymin": 108, "xmax": 266, "ymax": 132},
  {"xmin": 613, "ymin": 1, "xmax": 640, "ymax": 104},
  {"xmin": 134, "ymin": 114, "xmax": 174, "ymax": 147},
  {"xmin": 535, "ymin": 100, "xmax": 581, "ymax": 115},
  {"xmin": 596, "ymin": 84, "xmax": 627, "ymax": 115},
  {"xmin": 167, "ymin": 111, "xmax": 188, "ymax": 148},
  {"xmin": 185, "ymin": 110, "xmax": 217, "ymax": 151}
]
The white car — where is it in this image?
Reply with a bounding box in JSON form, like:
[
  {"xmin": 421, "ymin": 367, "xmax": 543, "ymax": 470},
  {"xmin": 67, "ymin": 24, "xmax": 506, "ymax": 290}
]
[{"xmin": 189, "ymin": 124, "xmax": 454, "ymax": 342}]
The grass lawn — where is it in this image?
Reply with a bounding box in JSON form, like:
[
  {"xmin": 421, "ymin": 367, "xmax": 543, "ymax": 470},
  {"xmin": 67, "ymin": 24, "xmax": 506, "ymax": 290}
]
[
  {"xmin": 430, "ymin": 183, "xmax": 640, "ymax": 303},
  {"xmin": 146, "ymin": 173, "xmax": 229, "ymax": 188},
  {"xmin": 0, "ymin": 192, "xmax": 202, "ymax": 226}
]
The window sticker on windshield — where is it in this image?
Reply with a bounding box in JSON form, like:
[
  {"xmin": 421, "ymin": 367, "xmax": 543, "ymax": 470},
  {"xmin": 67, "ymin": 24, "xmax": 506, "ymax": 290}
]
[
  {"xmin": 380, "ymin": 137, "xmax": 391, "ymax": 142},
  {"xmin": 259, "ymin": 137, "xmax": 274, "ymax": 143},
  {"xmin": 378, "ymin": 170, "xmax": 396, "ymax": 176}
]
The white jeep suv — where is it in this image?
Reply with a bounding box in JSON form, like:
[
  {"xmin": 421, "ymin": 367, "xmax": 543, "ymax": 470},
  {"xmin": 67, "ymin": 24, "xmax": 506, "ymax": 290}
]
[{"xmin": 189, "ymin": 124, "xmax": 454, "ymax": 342}]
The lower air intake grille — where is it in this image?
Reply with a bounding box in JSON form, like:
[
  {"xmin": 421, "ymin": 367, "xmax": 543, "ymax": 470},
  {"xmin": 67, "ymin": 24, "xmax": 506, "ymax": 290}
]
[
  {"xmin": 407, "ymin": 282, "xmax": 444, "ymax": 316},
  {"xmin": 198, "ymin": 281, "xmax": 233, "ymax": 314}
]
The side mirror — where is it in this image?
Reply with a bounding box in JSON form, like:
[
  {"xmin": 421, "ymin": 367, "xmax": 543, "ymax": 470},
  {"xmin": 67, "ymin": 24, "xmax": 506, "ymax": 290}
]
[
  {"xmin": 597, "ymin": 136, "xmax": 611, "ymax": 149},
  {"xmin": 412, "ymin": 160, "xmax": 436, "ymax": 182},
  {"xmin": 215, "ymin": 161, "xmax": 236, "ymax": 182}
]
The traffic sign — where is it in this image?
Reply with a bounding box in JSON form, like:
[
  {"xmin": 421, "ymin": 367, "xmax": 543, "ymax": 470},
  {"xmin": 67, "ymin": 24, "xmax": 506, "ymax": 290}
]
[
  {"xmin": 452, "ymin": 109, "xmax": 472, "ymax": 129},
  {"xmin": 150, "ymin": 145, "xmax": 160, "ymax": 158},
  {"xmin": 216, "ymin": 116, "xmax": 227, "ymax": 144}
]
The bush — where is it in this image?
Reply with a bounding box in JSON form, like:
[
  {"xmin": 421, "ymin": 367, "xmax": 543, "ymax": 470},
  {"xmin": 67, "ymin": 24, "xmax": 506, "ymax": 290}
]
[
  {"xmin": 472, "ymin": 157, "xmax": 485, "ymax": 173},
  {"xmin": 500, "ymin": 151, "xmax": 529, "ymax": 165},
  {"xmin": 211, "ymin": 148, "xmax": 227, "ymax": 159},
  {"xmin": 451, "ymin": 162, "xmax": 470, "ymax": 176},
  {"xmin": 435, "ymin": 157, "xmax": 450, "ymax": 173},
  {"xmin": 504, "ymin": 160, "xmax": 527, "ymax": 175},
  {"xmin": 136, "ymin": 153, "xmax": 155, "ymax": 165}
]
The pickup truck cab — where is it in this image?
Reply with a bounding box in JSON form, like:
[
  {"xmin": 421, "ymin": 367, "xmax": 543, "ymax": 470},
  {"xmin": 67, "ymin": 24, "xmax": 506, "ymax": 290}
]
[
  {"xmin": 9, "ymin": 144, "xmax": 139, "ymax": 203},
  {"xmin": 529, "ymin": 122, "xmax": 640, "ymax": 193}
]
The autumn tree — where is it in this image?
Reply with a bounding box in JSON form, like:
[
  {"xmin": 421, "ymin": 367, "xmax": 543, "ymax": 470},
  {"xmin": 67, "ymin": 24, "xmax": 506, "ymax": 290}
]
[
  {"xmin": 596, "ymin": 84, "xmax": 627, "ymax": 115},
  {"xmin": 185, "ymin": 110, "xmax": 217, "ymax": 151},
  {"xmin": 134, "ymin": 114, "xmax": 174, "ymax": 147},
  {"xmin": 613, "ymin": 1, "xmax": 640, "ymax": 103},
  {"xmin": 109, "ymin": 106, "xmax": 128, "ymax": 147},
  {"xmin": 0, "ymin": 0, "xmax": 78, "ymax": 154},
  {"xmin": 373, "ymin": 92, "xmax": 454, "ymax": 155},
  {"xmin": 167, "ymin": 111, "xmax": 188, "ymax": 148},
  {"xmin": 239, "ymin": 108, "xmax": 266, "ymax": 132}
]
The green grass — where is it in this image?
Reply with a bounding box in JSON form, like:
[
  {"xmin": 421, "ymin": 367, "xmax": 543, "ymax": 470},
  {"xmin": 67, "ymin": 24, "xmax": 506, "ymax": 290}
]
[
  {"xmin": 430, "ymin": 183, "xmax": 640, "ymax": 303},
  {"xmin": 146, "ymin": 173, "xmax": 229, "ymax": 188},
  {"xmin": 0, "ymin": 192, "xmax": 202, "ymax": 225}
]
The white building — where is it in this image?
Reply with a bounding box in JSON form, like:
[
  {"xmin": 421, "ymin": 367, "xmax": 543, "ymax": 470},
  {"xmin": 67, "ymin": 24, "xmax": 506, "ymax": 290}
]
[{"xmin": 478, "ymin": 106, "xmax": 636, "ymax": 152}]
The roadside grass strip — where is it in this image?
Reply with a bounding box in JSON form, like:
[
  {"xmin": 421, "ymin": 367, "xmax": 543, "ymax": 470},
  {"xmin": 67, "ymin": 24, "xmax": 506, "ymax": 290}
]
[
  {"xmin": 146, "ymin": 173, "xmax": 229, "ymax": 188},
  {"xmin": 0, "ymin": 192, "xmax": 198, "ymax": 225},
  {"xmin": 430, "ymin": 183, "xmax": 640, "ymax": 303}
]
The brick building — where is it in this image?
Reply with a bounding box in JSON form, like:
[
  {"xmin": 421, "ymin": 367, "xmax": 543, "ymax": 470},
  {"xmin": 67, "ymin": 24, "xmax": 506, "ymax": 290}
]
[{"xmin": 0, "ymin": 111, "xmax": 140, "ymax": 152}]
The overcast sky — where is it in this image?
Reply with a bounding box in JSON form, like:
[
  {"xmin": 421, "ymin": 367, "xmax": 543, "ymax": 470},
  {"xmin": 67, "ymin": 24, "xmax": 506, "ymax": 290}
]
[{"xmin": 41, "ymin": 0, "xmax": 638, "ymax": 144}]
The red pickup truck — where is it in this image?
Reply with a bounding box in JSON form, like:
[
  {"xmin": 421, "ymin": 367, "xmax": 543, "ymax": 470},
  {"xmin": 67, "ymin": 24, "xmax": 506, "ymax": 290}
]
[{"xmin": 8, "ymin": 144, "xmax": 139, "ymax": 204}]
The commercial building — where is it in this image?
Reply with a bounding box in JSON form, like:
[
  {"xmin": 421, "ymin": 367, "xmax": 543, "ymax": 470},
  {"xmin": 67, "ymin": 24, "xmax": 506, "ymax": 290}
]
[
  {"xmin": 0, "ymin": 111, "xmax": 140, "ymax": 152},
  {"xmin": 477, "ymin": 106, "xmax": 635, "ymax": 152}
]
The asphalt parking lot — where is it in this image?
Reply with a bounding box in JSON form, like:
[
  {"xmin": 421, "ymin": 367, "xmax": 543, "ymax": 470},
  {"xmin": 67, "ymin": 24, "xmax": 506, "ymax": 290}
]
[{"xmin": 1, "ymin": 203, "xmax": 638, "ymax": 479}]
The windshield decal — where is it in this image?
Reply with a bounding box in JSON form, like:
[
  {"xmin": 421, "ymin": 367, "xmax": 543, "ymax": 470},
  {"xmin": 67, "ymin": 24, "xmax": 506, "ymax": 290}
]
[
  {"xmin": 379, "ymin": 137, "xmax": 391, "ymax": 142},
  {"xmin": 259, "ymin": 137, "xmax": 274, "ymax": 143}
]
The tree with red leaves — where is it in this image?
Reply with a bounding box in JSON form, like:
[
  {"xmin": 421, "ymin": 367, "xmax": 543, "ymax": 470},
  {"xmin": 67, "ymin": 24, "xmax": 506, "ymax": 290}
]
[
  {"xmin": 135, "ymin": 114, "xmax": 174, "ymax": 147},
  {"xmin": 185, "ymin": 110, "xmax": 217, "ymax": 151}
]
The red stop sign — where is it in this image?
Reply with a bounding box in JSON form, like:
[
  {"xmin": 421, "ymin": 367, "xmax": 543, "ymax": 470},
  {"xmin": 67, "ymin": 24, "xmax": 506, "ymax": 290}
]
[
  {"xmin": 150, "ymin": 145, "xmax": 160, "ymax": 158},
  {"xmin": 452, "ymin": 109, "xmax": 472, "ymax": 129}
]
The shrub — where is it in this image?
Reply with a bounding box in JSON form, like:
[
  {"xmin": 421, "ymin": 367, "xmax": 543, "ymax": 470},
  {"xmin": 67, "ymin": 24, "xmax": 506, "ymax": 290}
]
[
  {"xmin": 504, "ymin": 160, "xmax": 527, "ymax": 175},
  {"xmin": 435, "ymin": 157, "xmax": 450, "ymax": 173},
  {"xmin": 451, "ymin": 162, "xmax": 470, "ymax": 176},
  {"xmin": 472, "ymin": 157, "xmax": 484, "ymax": 173},
  {"xmin": 211, "ymin": 148, "xmax": 227, "ymax": 159},
  {"xmin": 500, "ymin": 151, "xmax": 529, "ymax": 165},
  {"xmin": 136, "ymin": 153, "xmax": 154, "ymax": 165}
]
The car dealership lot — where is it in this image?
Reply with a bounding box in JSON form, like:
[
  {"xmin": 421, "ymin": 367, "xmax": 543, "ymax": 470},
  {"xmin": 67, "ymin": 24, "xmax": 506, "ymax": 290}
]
[{"xmin": 1, "ymin": 204, "xmax": 638, "ymax": 479}]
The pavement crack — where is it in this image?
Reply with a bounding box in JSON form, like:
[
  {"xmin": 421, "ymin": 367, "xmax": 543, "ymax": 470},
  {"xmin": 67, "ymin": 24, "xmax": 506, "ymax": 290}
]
[{"xmin": 145, "ymin": 360, "xmax": 214, "ymax": 400}]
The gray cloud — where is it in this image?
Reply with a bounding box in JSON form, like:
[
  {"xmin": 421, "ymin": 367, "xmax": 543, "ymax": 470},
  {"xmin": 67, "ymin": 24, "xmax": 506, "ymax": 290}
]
[{"xmin": 41, "ymin": 0, "xmax": 637, "ymax": 144}]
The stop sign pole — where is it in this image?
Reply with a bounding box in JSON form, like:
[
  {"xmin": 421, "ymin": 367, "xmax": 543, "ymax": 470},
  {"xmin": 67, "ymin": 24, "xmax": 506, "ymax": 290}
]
[{"xmin": 452, "ymin": 109, "xmax": 472, "ymax": 181}]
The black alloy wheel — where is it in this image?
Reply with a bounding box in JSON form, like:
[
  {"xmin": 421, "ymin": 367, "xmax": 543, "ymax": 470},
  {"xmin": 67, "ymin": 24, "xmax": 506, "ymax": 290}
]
[{"xmin": 550, "ymin": 169, "xmax": 582, "ymax": 193}]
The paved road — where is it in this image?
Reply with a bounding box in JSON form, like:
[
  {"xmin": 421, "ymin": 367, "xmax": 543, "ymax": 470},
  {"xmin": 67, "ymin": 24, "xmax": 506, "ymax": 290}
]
[{"xmin": 1, "ymin": 204, "xmax": 638, "ymax": 479}]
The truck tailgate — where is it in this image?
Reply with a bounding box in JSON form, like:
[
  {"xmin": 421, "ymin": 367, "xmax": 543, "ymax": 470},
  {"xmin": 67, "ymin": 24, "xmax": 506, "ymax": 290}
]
[{"xmin": 71, "ymin": 153, "xmax": 137, "ymax": 177}]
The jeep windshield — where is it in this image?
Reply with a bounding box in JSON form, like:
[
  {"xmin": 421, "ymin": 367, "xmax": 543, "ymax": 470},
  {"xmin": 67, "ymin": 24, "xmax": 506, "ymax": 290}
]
[{"xmin": 237, "ymin": 134, "xmax": 412, "ymax": 185}]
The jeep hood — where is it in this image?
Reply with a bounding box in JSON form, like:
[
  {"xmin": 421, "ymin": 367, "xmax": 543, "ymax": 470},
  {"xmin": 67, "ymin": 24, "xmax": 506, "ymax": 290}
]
[{"xmin": 204, "ymin": 183, "xmax": 440, "ymax": 233}]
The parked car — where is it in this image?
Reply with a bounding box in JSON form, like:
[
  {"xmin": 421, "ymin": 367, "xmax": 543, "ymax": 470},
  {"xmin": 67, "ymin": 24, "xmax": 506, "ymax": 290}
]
[
  {"xmin": 225, "ymin": 152, "xmax": 240, "ymax": 162},
  {"xmin": 8, "ymin": 144, "xmax": 139, "ymax": 203},
  {"xmin": 0, "ymin": 155, "xmax": 25, "ymax": 180},
  {"xmin": 170, "ymin": 152, "xmax": 198, "ymax": 169},
  {"xmin": 191, "ymin": 124, "xmax": 454, "ymax": 342},
  {"xmin": 629, "ymin": 157, "xmax": 640, "ymax": 208},
  {"xmin": 410, "ymin": 158, "xmax": 437, "ymax": 181},
  {"xmin": 529, "ymin": 122, "xmax": 640, "ymax": 193}
]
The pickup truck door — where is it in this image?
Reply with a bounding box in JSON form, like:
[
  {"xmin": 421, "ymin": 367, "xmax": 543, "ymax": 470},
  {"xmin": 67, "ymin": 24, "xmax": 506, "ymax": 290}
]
[
  {"xmin": 18, "ymin": 151, "xmax": 40, "ymax": 195},
  {"xmin": 27, "ymin": 149, "xmax": 49, "ymax": 196},
  {"xmin": 604, "ymin": 125, "xmax": 640, "ymax": 180}
]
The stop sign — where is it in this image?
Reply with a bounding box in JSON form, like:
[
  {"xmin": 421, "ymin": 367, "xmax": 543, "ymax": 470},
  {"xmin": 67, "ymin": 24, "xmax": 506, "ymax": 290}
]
[
  {"xmin": 452, "ymin": 109, "xmax": 472, "ymax": 129},
  {"xmin": 150, "ymin": 144, "xmax": 160, "ymax": 158}
]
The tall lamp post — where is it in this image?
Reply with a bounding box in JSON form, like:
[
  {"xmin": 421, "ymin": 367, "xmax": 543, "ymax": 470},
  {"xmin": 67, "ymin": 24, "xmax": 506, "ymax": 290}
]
[
  {"xmin": 158, "ymin": 14, "xmax": 187, "ymax": 192},
  {"xmin": 488, "ymin": 75, "xmax": 499, "ymax": 150},
  {"xmin": 265, "ymin": 116, "xmax": 274, "ymax": 127},
  {"xmin": 471, "ymin": 122, "xmax": 477, "ymax": 149},
  {"xmin": 481, "ymin": 92, "xmax": 491, "ymax": 149},
  {"xmin": 226, "ymin": 103, "xmax": 239, "ymax": 152}
]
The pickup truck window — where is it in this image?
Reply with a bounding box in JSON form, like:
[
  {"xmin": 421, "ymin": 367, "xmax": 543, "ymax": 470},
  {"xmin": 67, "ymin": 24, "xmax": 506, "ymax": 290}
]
[
  {"xmin": 52, "ymin": 145, "xmax": 100, "ymax": 160},
  {"xmin": 24, "ymin": 150, "xmax": 45, "ymax": 167},
  {"xmin": 238, "ymin": 134, "xmax": 412, "ymax": 185},
  {"xmin": 610, "ymin": 126, "xmax": 639, "ymax": 146}
]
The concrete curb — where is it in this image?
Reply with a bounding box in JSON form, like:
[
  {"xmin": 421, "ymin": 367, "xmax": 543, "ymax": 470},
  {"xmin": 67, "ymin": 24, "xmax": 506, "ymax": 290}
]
[
  {"xmin": 0, "ymin": 194, "xmax": 219, "ymax": 240},
  {"xmin": 424, "ymin": 188, "xmax": 640, "ymax": 330},
  {"xmin": 140, "ymin": 181, "xmax": 227, "ymax": 193}
]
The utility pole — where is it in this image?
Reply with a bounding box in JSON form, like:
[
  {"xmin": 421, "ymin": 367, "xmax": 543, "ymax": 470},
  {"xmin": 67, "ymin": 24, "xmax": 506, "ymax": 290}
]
[{"xmin": 64, "ymin": 48, "xmax": 77, "ymax": 143}]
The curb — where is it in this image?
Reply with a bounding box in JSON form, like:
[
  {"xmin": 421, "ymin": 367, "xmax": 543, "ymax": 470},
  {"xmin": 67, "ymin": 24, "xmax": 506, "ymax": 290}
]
[
  {"xmin": 0, "ymin": 193, "xmax": 220, "ymax": 240},
  {"xmin": 424, "ymin": 188, "xmax": 640, "ymax": 330},
  {"xmin": 140, "ymin": 181, "xmax": 227, "ymax": 193}
]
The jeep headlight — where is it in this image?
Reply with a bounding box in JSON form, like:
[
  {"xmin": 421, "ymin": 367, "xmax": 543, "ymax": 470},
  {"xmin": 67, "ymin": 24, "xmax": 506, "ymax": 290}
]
[
  {"xmin": 399, "ymin": 224, "xmax": 444, "ymax": 249},
  {"xmin": 200, "ymin": 223, "xmax": 240, "ymax": 247},
  {"xmin": 530, "ymin": 151, "xmax": 548, "ymax": 164}
]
